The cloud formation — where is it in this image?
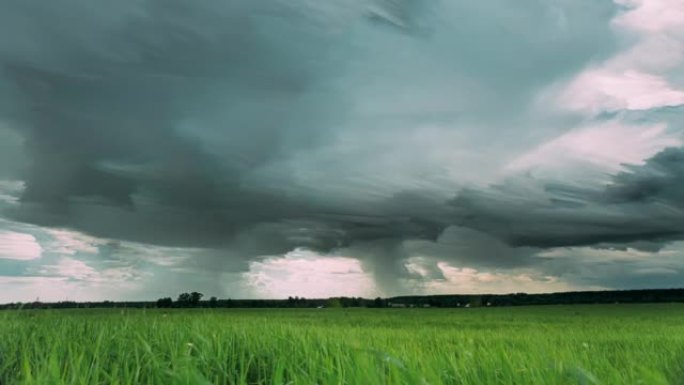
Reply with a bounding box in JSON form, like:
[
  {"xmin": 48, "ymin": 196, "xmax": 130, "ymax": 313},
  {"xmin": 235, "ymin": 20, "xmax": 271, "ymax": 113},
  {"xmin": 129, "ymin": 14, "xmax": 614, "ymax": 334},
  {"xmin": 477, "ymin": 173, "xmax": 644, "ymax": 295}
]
[
  {"xmin": 0, "ymin": 231, "xmax": 41, "ymax": 261},
  {"xmin": 1, "ymin": 0, "xmax": 683, "ymax": 299}
]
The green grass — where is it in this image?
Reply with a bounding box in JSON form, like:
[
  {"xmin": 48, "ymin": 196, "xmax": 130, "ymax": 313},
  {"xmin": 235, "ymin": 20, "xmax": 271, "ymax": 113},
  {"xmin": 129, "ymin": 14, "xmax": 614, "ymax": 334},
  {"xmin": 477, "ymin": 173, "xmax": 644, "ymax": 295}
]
[{"xmin": 1, "ymin": 304, "xmax": 684, "ymax": 385}]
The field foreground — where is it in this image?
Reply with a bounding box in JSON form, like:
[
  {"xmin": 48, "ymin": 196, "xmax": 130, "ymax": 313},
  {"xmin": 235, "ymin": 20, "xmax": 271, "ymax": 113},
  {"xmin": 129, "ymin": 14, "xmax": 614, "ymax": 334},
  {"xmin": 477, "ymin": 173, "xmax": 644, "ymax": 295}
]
[{"xmin": 1, "ymin": 305, "xmax": 684, "ymax": 385}]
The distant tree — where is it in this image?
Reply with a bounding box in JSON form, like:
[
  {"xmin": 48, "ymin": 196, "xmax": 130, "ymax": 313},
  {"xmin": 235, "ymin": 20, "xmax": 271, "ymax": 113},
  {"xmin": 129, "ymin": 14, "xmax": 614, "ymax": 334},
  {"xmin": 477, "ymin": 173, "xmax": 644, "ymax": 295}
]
[
  {"xmin": 157, "ymin": 297, "xmax": 173, "ymax": 308},
  {"xmin": 373, "ymin": 297, "xmax": 386, "ymax": 308},
  {"xmin": 326, "ymin": 298, "xmax": 342, "ymax": 308},
  {"xmin": 209, "ymin": 296, "xmax": 218, "ymax": 307},
  {"xmin": 190, "ymin": 292, "xmax": 204, "ymax": 304},
  {"xmin": 177, "ymin": 293, "xmax": 192, "ymax": 303},
  {"xmin": 469, "ymin": 295, "xmax": 483, "ymax": 308},
  {"xmin": 175, "ymin": 292, "xmax": 203, "ymax": 307}
]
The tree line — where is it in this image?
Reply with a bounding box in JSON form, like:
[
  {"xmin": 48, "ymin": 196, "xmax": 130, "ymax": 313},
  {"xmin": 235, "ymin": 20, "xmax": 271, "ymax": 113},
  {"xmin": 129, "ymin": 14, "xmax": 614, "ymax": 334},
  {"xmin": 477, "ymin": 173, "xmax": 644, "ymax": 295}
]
[{"xmin": 2, "ymin": 288, "xmax": 684, "ymax": 310}]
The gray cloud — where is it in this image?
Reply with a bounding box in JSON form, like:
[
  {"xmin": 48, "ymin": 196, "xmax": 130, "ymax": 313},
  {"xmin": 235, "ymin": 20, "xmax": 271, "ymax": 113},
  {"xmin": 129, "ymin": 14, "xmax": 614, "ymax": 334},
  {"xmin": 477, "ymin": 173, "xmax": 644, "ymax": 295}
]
[
  {"xmin": 605, "ymin": 147, "xmax": 684, "ymax": 206},
  {"xmin": 0, "ymin": 0, "xmax": 643, "ymax": 295},
  {"xmin": 451, "ymin": 146, "xmax": 684, "ymax": 251},
  {"xmin": 1, "ymin": 0, "xmax": 353, "ymax": 248}
]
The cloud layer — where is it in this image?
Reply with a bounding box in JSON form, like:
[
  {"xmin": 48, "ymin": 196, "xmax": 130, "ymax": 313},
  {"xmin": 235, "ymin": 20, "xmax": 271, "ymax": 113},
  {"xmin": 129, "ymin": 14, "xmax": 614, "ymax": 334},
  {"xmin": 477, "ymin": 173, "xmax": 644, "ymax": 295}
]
[{"xmin": 0, "ymin": 0, "xmax": 683, "ymax": 300}]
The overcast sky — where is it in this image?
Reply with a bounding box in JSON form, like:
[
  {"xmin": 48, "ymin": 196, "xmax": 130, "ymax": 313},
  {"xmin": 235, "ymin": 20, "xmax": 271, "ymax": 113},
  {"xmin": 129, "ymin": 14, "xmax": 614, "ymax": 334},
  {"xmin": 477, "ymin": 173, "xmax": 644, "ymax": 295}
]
[{"xmin": 1, "ymin": 0, "xmax": 683, "ymax": 302}]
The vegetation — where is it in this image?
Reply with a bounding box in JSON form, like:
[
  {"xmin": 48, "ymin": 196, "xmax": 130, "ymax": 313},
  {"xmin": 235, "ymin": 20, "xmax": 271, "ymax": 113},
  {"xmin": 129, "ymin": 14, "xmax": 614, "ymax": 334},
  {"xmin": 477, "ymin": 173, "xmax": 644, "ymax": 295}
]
[
  {"xmin": 1, "ymin": 304, "xmax": 684, "ymax": 384},
  {"xmin": 5, "ymin": 288, "xmax": 684, "ymax": 311}
]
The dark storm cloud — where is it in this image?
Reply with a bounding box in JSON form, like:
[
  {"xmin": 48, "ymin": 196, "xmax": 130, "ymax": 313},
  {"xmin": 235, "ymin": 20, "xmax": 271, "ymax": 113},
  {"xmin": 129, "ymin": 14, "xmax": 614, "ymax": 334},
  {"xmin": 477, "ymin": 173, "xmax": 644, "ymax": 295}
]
[
  {"xmin": 0, "ymin": 0, "xmax": 619, "ymax": 270},
  {"xmin": 451, "ymin": 146, "xmax": 684, "ymax": 251},
  {"xmin": 0, "ymin": 0, "xmax": 358, "ymax": 250},
  {"xmin": 605, "ymin": 147, "xmax": 684, "ymax": 206}
]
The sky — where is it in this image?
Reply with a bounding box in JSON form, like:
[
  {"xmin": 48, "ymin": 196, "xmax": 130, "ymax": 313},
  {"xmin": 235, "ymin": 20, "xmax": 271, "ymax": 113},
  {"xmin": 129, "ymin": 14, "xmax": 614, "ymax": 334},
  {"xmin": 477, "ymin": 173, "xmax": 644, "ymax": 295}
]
[{"xmin": 0, "ymin": 0, "xmax": 683, "ymax": 302}]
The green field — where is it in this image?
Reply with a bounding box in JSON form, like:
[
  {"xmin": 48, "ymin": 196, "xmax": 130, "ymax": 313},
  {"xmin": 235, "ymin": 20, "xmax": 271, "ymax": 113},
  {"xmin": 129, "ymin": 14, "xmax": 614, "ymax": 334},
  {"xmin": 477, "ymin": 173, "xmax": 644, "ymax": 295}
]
[{"xmin": 1, "ymin": 304, "xmax": 684, "ymax": 385}]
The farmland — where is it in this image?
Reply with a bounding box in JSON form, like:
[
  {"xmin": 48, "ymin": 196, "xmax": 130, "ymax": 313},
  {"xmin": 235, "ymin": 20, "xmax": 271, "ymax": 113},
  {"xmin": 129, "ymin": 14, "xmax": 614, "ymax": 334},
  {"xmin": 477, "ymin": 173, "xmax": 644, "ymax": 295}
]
[{"xmin": 1, "ymin": 304, "xmax": 683, "ymax": 385}]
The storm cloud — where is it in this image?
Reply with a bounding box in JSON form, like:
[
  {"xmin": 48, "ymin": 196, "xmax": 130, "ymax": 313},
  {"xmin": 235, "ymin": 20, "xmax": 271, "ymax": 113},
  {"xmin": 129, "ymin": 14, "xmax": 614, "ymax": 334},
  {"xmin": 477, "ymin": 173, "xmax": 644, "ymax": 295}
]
[
  {"xmin": 1, "ymin": 0, "xmax": 683, "ymax": 299},
  {"xmin": 0, "ymin": 1, "xmax": 613, "ymax": 245},
  {"xmin": 450, "ymin": 144, "xmax": 684, "ymax": 250}
]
